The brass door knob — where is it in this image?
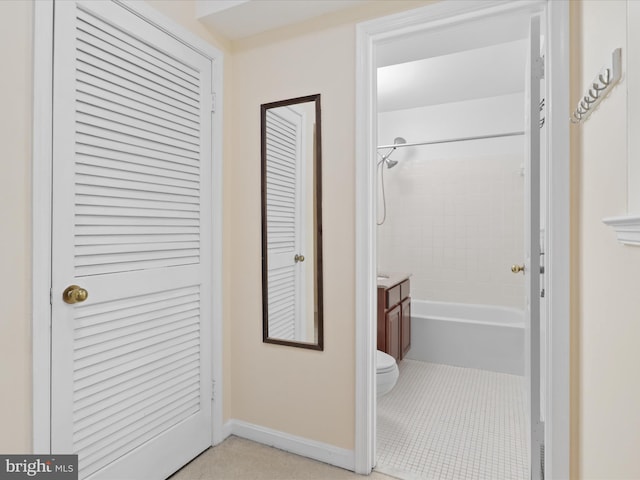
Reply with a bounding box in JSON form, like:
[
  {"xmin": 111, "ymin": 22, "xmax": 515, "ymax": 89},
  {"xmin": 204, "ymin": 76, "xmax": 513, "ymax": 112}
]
[
  {"xmin": 63, "ymin": 285, "xmax": 88, "ymax": 304},
  {"xmin": 294, "ymin": 254, "xmax": 305, "ymax": 263},
  {"xmin": 511, "ymin": 264, "xmax": 525, "ymax": 274}
]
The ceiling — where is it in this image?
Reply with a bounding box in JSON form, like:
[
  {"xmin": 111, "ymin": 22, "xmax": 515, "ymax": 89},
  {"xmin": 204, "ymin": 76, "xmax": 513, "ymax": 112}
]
[
  {"xmin": 195, "ymin": 0, "xmax": 371, "ymax": 40},
  {"xmin": 376, "ymin": 9, "xmax": 535, "ymax": 112},
  {"xmin": 377, "ymin": 39, "xmax": 528, "ymax": 112},
  {"xmin": 375, "ymin": 10, "xmax": 532, "ymax": 68},
  {"xmin": 194, "ymin": 2, "xmax": 533, "ymax": 112}
]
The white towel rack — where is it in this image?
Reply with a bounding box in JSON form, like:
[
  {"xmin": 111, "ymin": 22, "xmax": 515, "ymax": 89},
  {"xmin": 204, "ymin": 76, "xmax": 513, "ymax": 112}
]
[{"xmin": 572, "ymin": 48, "xmax": 622, "ymax": 124}]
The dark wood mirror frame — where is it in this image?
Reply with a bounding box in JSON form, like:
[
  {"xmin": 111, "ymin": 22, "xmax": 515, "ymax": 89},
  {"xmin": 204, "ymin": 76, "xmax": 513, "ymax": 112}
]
[{"xmin": 261, "ymin": 94, "xmax": 323, "ymax": 350}]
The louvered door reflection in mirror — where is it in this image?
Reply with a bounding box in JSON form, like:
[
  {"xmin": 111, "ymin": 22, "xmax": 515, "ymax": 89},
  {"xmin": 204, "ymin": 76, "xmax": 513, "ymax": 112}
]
[{"xmin": 261, "ymin": 95, "xmax": 323, "ymax": 350}]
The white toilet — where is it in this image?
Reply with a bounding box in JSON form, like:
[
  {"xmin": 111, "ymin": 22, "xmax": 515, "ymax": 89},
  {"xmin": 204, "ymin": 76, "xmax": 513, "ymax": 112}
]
[{"xmin": 376, "ymin": 350, "xmax": 399, "ymax": 397}]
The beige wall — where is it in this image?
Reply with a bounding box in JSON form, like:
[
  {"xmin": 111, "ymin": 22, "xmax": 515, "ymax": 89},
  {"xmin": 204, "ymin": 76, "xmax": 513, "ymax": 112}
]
[
  {"xmin": 227, "ymin": 1, "xmax": 431, "ymax": 450},
  {"xmin": 573, "ymin": 1, "xmax": 640, "ymax": 478},
  {"xmin": 0, "ymin": 0, "xmax": 33, "ymax": 454},
  {"xmin": 230, "ymin": 23, "xmax": 358, "ymax": 449}
]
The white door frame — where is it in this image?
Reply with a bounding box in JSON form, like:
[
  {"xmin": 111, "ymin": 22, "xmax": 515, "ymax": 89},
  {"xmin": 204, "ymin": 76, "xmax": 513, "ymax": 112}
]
[
  {"xmin": 32, "ymin": 0, "xmax": 225, "ymax": 454},
  {"xmin": 354, "ymin": 0, "xmax": 570, "ymax": 477}
]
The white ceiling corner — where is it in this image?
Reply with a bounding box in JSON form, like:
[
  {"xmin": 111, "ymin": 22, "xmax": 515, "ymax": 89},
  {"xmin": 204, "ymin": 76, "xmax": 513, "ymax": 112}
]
[
  {"xmin": 196, "ymin": 0, "xmax": 371, "ymax": 40},
  {"xmin": 195, "ymin": 0, "xmax": 251, "ymax": 17}
]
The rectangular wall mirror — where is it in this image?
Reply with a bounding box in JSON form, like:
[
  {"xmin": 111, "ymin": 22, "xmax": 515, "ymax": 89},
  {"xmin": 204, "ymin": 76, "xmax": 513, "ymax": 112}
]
[{"xmin": 261, "ymin": 94, "xmax": 323, "ymax": 350}]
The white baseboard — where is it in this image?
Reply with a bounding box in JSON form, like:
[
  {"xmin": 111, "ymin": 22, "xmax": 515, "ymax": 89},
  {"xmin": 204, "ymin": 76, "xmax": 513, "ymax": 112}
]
[
  {"xmin": 223, "ymin": 419, "xmax": 355, "ymax": 472},
  {"xmin": 221, "ymin": 421, "xmax": 233, "ymax": 443}
]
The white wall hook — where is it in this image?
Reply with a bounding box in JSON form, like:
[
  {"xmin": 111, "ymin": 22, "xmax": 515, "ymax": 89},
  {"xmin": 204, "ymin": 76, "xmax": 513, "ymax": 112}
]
[{"xmin": 571, "ymin": 48, "xmax": 622, "ymax": 124}]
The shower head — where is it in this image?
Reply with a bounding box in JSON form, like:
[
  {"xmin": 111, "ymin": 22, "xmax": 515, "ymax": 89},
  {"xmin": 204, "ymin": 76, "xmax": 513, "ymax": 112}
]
[{"xmin": 383, "ymin": 137, "xmax": 406, "ymax": 169}]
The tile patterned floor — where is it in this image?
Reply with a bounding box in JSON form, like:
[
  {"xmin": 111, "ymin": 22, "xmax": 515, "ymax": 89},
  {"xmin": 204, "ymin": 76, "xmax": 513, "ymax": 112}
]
[{"xmin": 376, "ymin": 360, "xmax": 527, "ymax": 480}]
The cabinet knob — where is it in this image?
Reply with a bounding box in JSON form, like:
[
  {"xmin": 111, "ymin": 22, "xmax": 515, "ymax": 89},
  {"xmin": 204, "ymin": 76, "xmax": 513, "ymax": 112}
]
[{"xmin": 294, "ymin": 254, "xmax": 305, "ymax": 263}]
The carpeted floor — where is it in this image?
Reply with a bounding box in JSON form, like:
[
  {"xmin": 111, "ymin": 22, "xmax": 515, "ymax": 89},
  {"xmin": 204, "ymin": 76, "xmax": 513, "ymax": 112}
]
[{"xmin": 168, "ymin": 436, "xmax": 397, "ymax": 480}]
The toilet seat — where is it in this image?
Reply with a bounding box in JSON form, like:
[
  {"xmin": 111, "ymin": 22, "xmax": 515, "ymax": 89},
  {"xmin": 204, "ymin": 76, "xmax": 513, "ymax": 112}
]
[
  {"xmin": 376, "ymin": 350, "xmax": 396, "ymax": 373},
  {"xmin": 376, "ymin": 350, "xmax": 399, "ymax": 397}
]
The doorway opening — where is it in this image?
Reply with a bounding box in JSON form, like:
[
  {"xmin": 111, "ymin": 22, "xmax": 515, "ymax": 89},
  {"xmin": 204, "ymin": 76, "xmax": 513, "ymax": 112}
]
[
  {"xmin": 355, "ymin": 2, "xmax": 570, "ymax": 479},
  {"xmin": 374, "ymin": 11, "xmax": 536, "ymax": 476}
]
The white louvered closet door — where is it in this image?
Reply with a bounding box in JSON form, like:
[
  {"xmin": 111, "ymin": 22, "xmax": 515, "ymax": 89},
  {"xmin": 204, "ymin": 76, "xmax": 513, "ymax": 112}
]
[
  {"xmin": 50, "ymin": 2, "xmax": 214, "ymax": 479},
  {"xmin": 265, "ymin": 107, "xmax": 306, "ymax": 341}
]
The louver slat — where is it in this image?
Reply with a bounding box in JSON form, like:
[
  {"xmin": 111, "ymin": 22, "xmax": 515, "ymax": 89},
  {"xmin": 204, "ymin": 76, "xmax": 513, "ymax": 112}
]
[
  {"xmin": 75, "ymin": 185, "xmax": 199, "ymax": 206},
  {"xmin": 76, "ymin": 175, "xmax": 199, "ymax": 198},
  {"xmin": 75, "ymin": 234, "xmax": 199, "ymax": 245},
  {"xmin": 76, "ymin": 195, "xmax": 199, "ymax": 213}
]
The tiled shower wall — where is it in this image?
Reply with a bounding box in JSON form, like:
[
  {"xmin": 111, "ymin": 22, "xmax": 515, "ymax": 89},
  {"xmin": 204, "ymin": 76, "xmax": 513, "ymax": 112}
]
[{"xmin": 377, "ymin": 94, "xmax": 525, "ymax": 308}]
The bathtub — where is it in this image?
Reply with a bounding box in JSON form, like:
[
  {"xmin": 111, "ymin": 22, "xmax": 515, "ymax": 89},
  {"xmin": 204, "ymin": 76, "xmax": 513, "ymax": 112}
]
[{"xmin": 406, "ymin": 300, "xmax": 524, "ymax": 375}]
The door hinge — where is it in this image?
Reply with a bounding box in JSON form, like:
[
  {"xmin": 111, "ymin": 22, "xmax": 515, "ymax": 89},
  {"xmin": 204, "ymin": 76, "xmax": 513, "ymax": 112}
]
[
  {"xmin": 210, "ymin": 93, "xmax": 217, "ymax": 113},
  {"xmin": 49, "ymin": 288, "xmax": 53, "ymax": 306},
  {"xmin": 535, "ymin": 421, "xmax": 545, "ymax": 480},
  {"xmin": 534, "ymin": 55, "xmax": 545, "ymax": 80},
  {"xmin": 211, "ymin": 379, "xmax": 216, "ymax": 402},
  {"xmin": 540, "ymin": 441, "xmax": 545, "ymax": 480}
]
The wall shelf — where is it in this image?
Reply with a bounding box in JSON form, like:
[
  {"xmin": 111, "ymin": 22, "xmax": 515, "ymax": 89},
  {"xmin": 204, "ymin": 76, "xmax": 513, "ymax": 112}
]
[{"xmin": 602, "ymin": 215, "xmax": 640, "ymax": 246}]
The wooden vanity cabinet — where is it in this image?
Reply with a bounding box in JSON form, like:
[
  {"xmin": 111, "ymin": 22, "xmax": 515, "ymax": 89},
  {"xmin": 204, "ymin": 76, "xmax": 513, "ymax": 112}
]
[
  {"xmin": 377, "ymin": 278, "xmax": 411, "ymax": 361},
  {"xmin": 400, "ymin": 297, "xmax": 411, "ymax": 358},
  {"xmin": 384, "ymin": 304, "xmax": 401, "ymax": 360}
]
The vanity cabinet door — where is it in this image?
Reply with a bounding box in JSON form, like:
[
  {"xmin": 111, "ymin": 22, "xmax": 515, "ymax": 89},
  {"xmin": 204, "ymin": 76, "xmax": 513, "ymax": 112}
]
[
  {"xmin": 386, "ymin": 304, "xmax": 401, "ymax": 361},
  {"xmin": 377, "ymin": 278, "xmax": 410, "ymax": 361},
  {"xmin": 401, "ymin": 297, "xmax": 411, "ymax": 359}
]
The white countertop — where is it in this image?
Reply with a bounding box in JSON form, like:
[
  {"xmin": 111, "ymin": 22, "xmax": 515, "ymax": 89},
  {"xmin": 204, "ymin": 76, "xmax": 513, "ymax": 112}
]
[{"xmin": 376, "ymin": 272, "xmax": 411, "ymax": 289}]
